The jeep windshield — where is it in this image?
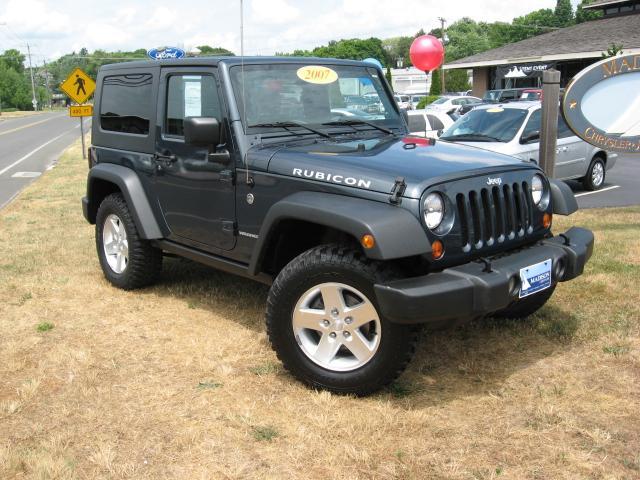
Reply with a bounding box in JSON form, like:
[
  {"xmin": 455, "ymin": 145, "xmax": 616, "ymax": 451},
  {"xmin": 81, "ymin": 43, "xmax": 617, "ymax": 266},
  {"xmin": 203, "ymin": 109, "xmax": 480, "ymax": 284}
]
[
  {"xmin": 440, "ymin": 107, "xmax": 528, "ymax": 143},
  {"xmin": 229, "ymin": 63, "xmax": 402, "ymax": 136}
]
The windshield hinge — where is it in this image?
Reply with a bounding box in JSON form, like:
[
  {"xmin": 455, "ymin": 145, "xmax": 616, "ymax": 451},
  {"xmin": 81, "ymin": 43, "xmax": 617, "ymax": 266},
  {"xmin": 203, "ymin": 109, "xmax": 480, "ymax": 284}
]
[{"xmin": 389, "ymin": 177, "xmax": 406, "ymax": 205}]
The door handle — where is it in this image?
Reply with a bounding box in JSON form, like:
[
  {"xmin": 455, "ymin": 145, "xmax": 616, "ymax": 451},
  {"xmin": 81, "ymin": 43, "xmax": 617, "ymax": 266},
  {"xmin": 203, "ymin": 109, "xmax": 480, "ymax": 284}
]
[{"xmin": 154, "ymin": 152, "xmax": 177, "ymax": 166}]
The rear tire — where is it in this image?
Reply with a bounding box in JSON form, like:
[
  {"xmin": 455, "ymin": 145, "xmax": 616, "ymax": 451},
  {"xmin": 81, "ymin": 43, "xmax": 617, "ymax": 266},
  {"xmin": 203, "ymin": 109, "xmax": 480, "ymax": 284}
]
[
  {"xmin": 582, "ymin": 156, "xmax": 605, "ymax": 191},
  {"xmin": 493, "ymin": 285, "xmax": 556, "ymax": 319},
  {"xmin": 96, "ymin": 193, "xmax": 162, "ymax": 290},
  {"xmin": 266, "ymin": 244, "xmax": 418, "ymax": 396}
]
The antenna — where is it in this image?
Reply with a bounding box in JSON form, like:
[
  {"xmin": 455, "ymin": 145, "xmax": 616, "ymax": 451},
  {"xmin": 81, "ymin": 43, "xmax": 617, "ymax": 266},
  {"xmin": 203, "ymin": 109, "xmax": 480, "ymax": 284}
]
[{"xmin": 240, "ymin": 0, "xmax": 250, "ymax": 185}]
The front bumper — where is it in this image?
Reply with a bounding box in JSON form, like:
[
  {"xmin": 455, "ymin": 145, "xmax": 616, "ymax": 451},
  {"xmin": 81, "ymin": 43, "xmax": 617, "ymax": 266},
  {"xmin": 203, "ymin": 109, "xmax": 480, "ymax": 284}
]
[{"xmin": 374, "ymin": 227, "xmax": 594, "ymax": 325}]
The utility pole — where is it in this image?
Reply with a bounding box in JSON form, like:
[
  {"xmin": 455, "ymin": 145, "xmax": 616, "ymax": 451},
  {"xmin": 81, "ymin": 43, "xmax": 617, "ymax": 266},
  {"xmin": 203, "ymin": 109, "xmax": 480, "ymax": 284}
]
[
  {"xmin": 438, "ymin": 17, "xmax": 446, "ymax": 94},
  {"xmin": 43, "ymin": 60, "xmax": 52, "ymax": 109},
  {"xmin": 26, "ymin": 43, "xmax": 38, "ymax": 111}
]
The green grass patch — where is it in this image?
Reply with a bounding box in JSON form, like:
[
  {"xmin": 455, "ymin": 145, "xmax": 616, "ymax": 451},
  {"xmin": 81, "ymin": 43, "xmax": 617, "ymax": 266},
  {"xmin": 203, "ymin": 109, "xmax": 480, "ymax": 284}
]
[
  {"xmin": 36, "ymin": 322, "xmax": 54, "ymax": 332},
  {"xmin": 251, "ymin": 425, "xmax": 278, "ymax": 442}
]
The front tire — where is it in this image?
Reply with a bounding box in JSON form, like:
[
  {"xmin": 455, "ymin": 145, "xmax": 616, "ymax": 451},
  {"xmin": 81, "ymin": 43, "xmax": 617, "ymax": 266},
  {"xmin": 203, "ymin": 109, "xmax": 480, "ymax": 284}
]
[
  {"xmin": 266, "ymin": 244, "xmax": 418, "ymax": 395},
  {"xmin": 582, "ymin": 156, "xmax": 605, "ymax": 191},
  {"xmin": 96, "ymin": 193, "xmax": 162, "ymax": 290}
]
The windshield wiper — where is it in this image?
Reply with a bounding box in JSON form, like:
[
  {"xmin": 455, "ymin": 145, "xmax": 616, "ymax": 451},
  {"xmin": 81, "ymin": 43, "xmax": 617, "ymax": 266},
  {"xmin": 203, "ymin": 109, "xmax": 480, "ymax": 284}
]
[
  {"xmin": 322, "ymin": 119, "xmax": 393, "ymax": 135},
  {"xmin": 248, "ymin": 121, "xmax": 331, "ymax": 139},
  {"xmin": 440, "ymin": 133, "xmax": 503, "ymax": 142}
]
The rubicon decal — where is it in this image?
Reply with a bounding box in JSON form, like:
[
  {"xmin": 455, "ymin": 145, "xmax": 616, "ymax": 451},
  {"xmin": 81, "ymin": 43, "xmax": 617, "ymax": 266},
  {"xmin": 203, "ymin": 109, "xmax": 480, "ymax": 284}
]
[
  {"xmin": 562, "ymin": 53, "xmax": 640, "ymax": 154},
  {"xmin": 292, "ymin": 169, "xmax": 372, "ymax": 189}
]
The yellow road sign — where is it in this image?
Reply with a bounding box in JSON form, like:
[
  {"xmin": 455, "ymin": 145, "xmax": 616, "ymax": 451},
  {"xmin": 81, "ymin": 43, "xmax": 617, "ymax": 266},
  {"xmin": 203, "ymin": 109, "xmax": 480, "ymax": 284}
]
[
  {"xmin": 69, "ymin": 105, "xmax": 93, "ymax": 117},
  {"xmin": 60, "ymin": 68, "xmax": 96, "ymax": 104}
]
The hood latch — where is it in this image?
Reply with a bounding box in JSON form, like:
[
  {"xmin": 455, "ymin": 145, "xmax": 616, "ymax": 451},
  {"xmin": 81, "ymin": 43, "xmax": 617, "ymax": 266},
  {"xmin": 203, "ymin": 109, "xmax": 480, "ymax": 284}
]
[{"xmin": 389, "ymin": 177, "xmax": 406, "ymax": 205}]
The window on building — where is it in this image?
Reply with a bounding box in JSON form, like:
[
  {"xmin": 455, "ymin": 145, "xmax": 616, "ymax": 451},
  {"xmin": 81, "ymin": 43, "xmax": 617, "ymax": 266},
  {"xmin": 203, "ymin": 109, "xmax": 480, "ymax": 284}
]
[
  {"xmin": 166, "ymin": 74, "xmax": 221, "ymax": 136},
  {"xmin": 100, "ymin": 74, "xmax": 153, "ymax": 135}
]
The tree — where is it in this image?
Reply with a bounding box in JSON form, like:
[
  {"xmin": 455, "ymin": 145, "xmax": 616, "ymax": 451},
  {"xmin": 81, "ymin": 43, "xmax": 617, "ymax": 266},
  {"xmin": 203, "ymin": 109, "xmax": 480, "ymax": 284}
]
[
  {"xmin": 602, "ymin": 43, "xmax": 623, "ymax": 58},
  {"xmin": 385, "ymin": 66, "xmax": 392, "ymax": 85},
  {"xmin": 554, "ymin": 0, "xmax": 574, "ymax": 27},
  {"xmin": 429, "ymin": 69, "xmax": 442, "ymax": 96},
  {"xmin": 196, "ymin": 45, "xmax": 235, "ymax": 56},
  {"xmin": 0, "ymin": 49, "xmax": 26, "ymax": 73},
  {"xmin": 445, "ymin": 69, "xmax": 470, "ymax": 92},
  {"xmin": 576, "ymin": 0, "xmax": 602, "ymax": 23}
]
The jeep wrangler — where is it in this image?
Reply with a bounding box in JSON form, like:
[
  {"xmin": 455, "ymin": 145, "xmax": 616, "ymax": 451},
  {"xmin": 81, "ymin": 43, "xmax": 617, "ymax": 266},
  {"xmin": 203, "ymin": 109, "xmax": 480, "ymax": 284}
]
[{"xmin": 82, "ymin": 57, "xmax": 593, "ymax": 395}]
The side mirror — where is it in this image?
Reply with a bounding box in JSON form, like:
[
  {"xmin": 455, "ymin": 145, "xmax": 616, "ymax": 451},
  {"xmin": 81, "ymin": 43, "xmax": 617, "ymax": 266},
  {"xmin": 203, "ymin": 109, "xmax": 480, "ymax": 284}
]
[
  {"xmin": 520, "ymin": 130, "xmax": 540, "ymax": 144},
  {"xmin": 184, "ymin": 117, "xmax": 221, "ymax": 147}
]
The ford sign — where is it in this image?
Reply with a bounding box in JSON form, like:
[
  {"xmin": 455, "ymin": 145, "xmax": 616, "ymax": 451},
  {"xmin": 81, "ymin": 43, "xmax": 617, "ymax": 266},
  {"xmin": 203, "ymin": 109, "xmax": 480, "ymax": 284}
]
[
  {"xmin": 562, "ymin": 53, "xmax": 640, "ymax": 154},
  {"xmin": 147, "ymin": 47, "xmax": 186, "ymax": 61}
]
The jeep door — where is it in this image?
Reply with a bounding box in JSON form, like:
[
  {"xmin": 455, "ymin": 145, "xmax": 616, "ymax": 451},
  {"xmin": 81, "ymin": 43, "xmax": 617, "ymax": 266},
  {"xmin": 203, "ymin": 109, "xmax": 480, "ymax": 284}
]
[{"xmin": 153, "ymin": 67, "xmax": 236, "ymax": 252}]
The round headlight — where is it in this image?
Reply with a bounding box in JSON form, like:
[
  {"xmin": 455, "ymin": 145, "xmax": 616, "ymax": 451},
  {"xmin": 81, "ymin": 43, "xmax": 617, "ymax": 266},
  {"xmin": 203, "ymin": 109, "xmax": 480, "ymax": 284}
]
[
  {"xmin": 531, "ymin": 174, "xmax": 544, "ymax": 206},
  {"xmin": 423, "ymin": 193, "xmax": 445, "ymax": 230}
]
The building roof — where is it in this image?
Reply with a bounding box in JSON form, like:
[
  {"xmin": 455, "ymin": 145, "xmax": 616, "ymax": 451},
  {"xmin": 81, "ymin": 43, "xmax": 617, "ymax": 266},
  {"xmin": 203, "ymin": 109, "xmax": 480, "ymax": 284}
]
[
  {"xmin": 445, "ymin": 14, "xmax": 640, "ymax": 69},
  {"xmin": 582, "ymin": 0, "xmax": 636, "ymax": 9}
]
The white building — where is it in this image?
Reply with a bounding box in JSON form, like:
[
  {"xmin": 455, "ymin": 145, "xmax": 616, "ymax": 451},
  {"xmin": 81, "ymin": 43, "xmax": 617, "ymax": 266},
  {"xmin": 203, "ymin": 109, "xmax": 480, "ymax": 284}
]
[{"xmin": 390, "ymin": 67, "xmax": 431, "ymax": 94}]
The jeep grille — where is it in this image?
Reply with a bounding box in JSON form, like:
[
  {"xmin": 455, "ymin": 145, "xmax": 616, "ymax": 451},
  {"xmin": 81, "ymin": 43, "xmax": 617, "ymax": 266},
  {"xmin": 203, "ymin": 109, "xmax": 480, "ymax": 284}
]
[{"xmin": 456, "ymin": 182, "xmax": 535, "ymax": 252}]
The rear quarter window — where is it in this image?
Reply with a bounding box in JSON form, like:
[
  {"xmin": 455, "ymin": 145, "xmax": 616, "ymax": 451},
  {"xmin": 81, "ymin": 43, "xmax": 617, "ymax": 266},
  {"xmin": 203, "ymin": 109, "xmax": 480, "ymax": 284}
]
[
  {"xmin": 426, "ymin": 114, "xmax": 445, "ymax": 131},
  {"xmin": 100, "ymin": 74, "xmax": 153, "ymax": 135},
  {"xmin": 408, "ymin": 114, "xmax": 427, "ymax": 132}
]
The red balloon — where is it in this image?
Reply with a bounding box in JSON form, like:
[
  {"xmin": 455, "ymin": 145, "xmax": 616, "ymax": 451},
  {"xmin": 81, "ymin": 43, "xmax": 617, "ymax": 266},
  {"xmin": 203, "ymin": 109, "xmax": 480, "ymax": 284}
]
[{"xmin": 410, "ymin": 35, "xmax": 445, "ymax": 72}]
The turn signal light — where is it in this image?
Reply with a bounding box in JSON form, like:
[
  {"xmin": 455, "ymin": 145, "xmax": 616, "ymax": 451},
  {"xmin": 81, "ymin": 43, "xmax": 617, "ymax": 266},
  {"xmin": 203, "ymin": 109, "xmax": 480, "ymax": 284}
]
[
  {"xmin": 543, "ymin": 212, "xmax": 552, "ymax": 229},
  {"xmin": 361, "ymin": 234, "xmax": 375, "ymax": 249},
  {"xmin": 432, "ymin": 240, "xmax": 444, "ymax": 260}
]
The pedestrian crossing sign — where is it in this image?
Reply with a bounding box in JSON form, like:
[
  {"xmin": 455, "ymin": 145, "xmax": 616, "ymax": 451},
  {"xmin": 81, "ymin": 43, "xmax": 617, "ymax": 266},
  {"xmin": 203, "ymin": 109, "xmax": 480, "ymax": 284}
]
[{"xmin": 60, "ymin": 67, "xmax": 96, "ymax": 104}]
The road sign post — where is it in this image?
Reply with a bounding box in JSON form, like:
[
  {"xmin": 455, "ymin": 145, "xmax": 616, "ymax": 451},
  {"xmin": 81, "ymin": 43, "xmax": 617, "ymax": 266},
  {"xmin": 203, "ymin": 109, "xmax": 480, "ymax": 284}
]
[{"xmin": 60, "ymin": 68, "xmax": 96, "ymax": 161}]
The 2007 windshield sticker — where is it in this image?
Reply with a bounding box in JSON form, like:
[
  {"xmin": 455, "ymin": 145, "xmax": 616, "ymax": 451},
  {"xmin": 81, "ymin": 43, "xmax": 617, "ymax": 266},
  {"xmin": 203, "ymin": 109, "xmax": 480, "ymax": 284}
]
[{"xmin": 297, "ymin": 66, "xmax": 338, "ymax": 84}]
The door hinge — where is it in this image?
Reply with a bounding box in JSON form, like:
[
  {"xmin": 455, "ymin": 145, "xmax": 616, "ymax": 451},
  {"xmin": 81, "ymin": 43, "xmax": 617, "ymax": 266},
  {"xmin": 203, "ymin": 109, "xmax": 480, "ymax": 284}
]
[
  {"xmin": 220, "ymin": 169, "xmax": 235, "ymax": 185},
  {"xmin": 389, "ymin": 176, "xmax": 406, "ymax": 204},
  {"xmin": 222, "ymin": 220, "xmax": 237, "ymax": 235}
]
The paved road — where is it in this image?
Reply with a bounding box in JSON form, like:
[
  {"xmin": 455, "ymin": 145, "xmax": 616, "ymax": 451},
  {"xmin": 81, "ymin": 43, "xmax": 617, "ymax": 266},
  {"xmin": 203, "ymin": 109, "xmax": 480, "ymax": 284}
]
[
  {"xmin": 0, "ymin": 113, "xmax": 637, "ymax": 211},
  {"xmin": 567, "ymin": 154, "xmax": 640, "ymax": 209},
  {"xmin": 0, "ymin": 111, "xmax": 89, "ymax": 209}
]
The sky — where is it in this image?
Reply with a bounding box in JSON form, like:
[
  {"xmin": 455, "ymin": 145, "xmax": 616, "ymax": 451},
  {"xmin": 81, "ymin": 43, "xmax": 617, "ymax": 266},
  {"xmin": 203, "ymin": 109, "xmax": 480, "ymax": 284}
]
[{"xmin": 0, "ymin": 0, "xmax": 582, "ymax": 64}]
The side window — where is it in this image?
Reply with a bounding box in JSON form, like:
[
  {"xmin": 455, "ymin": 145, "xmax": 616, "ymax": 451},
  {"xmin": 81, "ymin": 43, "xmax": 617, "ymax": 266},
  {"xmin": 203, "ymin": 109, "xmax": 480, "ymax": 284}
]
[
  {"xmin": 426, "ymin": 114, "xmax": 445, "ymax": 131},
  {"xmin": 407, "ymin": 114, "xmax": 426, "ymax": 132},
  {"xmin": 521, "ymin": 109, "xmax": 541, "ymax": 140},
  {"xmin": 452, "ymin": 99, "xmax": 462, "ymax": 105},
  {"xmin": 100, "ymin": 74, "xmax": 153, "ymax": 135},
  {"xmin": 165, "ymin": 74, "xmax": 221, "ymax": 136},
  {"xmin": 557, "ymin": 115, "xmax": 574, "ymax": 139}
]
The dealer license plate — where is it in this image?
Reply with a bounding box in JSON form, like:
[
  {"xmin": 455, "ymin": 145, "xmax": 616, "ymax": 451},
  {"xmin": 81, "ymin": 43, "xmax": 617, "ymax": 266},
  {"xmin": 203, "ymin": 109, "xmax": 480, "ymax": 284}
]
[{"xmin": 519, "ymin": 259, "xmax": 552, "ymax": 299}]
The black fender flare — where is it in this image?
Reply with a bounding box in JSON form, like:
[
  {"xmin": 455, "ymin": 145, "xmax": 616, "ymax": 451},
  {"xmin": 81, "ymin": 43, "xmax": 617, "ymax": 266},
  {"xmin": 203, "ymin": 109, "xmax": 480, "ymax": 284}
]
[
  {"xmin": 550, "ymin": 179, "xmax": 578, "ymax": 216},
  {"xmin": 248, "ymin": 191, "xmax": 431, "ymax": 276},
  {"xmin": 85, "ymin": 163, "xmax": 163, "ymax": 239}
]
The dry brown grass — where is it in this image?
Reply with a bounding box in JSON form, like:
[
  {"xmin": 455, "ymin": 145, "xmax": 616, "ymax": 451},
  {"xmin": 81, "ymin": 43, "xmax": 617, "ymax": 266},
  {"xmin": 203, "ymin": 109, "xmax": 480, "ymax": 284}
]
[{"xmin": 1, "ymin": 141, "xmax": 639, "ymax": 479}]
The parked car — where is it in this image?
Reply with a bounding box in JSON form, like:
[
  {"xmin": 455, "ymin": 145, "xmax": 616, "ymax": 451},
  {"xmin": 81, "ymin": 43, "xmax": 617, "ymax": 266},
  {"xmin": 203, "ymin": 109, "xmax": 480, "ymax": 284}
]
[
  {"xmin": 394, "ymin": 93, "xmax": 412, "ymax": 109},
  {"xmin": 483, "ymin": 88, "xmax": 529, "ymax": 103},
  {"xmin": 520, "ymin": 89, "xmax": 542, "ymax": 101},
  {"xmin": 406, "ymin": 109, "xmax": 456, "ymax": 139},
  {"xmin": 410, "ymin": 94, "xmax": 426, "ymax": 108},
  {"xmin": 440, "ymin": 102, "xmax": 617, "ymax": 190},
  {"xmin": 427, "ymin": 95, "xmax": 482, "ymax": 114}
]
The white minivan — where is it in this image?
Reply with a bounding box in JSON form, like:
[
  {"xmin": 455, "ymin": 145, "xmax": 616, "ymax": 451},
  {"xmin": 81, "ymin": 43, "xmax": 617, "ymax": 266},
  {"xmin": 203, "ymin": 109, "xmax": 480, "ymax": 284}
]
[{"xmin": 439, "ymin": 101, "xmax": 617, "ymax": 190}]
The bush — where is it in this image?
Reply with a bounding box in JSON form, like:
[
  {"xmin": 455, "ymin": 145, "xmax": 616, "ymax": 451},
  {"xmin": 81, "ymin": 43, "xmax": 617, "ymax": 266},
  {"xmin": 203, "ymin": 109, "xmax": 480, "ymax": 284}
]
[{"xmin": 416, "ymin": 95, "xmax": 440, "ymax": 109}]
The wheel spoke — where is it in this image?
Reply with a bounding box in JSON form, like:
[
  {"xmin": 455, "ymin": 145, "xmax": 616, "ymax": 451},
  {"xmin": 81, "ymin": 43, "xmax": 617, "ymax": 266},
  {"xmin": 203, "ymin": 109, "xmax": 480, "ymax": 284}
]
[
  {"xmin": 344, "ymin": 330, "xmax": 374, "ymax": 362},
  {"xmin": 293, "ymin": 308, "xmax": 326, "ymax": 331},
  {"xmin": 320, "ymin": 284, "xmax": 345, "ymax": 313},
  {"xmin": 121, "ymin": 241, "xmax": 129, "ymax": 259},
  {"xmin": 116, "ymin": 253, "xmax": 125, "ymax": 272},
  {"xmin": 109, "ymin": 217, "xmax": 120, "ymax": 235},
  {"xmin": 344, "ymin": 301, "xmax": 378, "ymax": 329},
  {"xmin": 314, "ymin": 333, "xmax": 341, "ymax": 364},
  {"xmin": 104, "ymin": 241, "xmax": 118, "ymax": 255}
]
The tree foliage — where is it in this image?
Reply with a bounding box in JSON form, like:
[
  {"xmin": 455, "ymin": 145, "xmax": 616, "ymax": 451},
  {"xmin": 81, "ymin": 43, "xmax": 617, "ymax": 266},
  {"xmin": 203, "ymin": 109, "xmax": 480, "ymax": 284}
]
[
  {"xmin": 196, "ymin": 45, "xmax": 235, "ymax": 56},
  {"xmin": 429, "ymin": 69, "xmax": 442, "ymax": 96},
  {"xmin": 576, "ymin": 0, "xmax": 603, "ymax": 23}
]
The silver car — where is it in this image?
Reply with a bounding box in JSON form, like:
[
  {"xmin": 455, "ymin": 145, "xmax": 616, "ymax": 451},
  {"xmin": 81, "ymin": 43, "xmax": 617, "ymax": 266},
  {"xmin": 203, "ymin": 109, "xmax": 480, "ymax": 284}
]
[{"xmin": 440, "ymin": 101, "xmax": 617, "ymax": 190}]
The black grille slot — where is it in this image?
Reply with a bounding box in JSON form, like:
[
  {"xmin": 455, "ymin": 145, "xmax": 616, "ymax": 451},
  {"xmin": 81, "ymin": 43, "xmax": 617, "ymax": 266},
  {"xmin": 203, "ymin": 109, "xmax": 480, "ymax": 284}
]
[{"xmin": 457, "ymin": 181, "xmax": 535, "ymax": 251}]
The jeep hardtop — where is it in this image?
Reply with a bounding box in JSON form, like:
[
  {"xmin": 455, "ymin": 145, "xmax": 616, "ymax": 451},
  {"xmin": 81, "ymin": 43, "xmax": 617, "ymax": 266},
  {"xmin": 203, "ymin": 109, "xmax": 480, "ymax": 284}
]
[{"xmin": 83, "ymin": 57, "xmax": 593, "ymax": 395}]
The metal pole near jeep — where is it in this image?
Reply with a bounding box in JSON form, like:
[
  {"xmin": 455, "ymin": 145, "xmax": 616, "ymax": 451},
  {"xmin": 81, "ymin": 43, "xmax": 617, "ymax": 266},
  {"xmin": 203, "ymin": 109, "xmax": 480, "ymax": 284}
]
[{"xmin": 539, "ymin": 69, "xmax": 561, "ymax": 177}]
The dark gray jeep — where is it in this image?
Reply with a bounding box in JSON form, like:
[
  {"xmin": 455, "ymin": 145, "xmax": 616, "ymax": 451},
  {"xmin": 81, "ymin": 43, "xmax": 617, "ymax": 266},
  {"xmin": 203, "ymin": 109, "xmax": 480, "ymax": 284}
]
[{"xmin": 82, "ymin": 57, "xmax": 593, "ymax": 395}]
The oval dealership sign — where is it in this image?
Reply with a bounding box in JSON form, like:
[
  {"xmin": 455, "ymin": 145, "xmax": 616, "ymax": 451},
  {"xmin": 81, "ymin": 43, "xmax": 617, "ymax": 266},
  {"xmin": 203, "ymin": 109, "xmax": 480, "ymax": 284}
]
[
  {"xmin": 563, "ymin": 53, "xmax": 640, "ymax": 154},
  {"xmin": 147, "ymin": 46, "xmax": 186, "ymax": 60}
]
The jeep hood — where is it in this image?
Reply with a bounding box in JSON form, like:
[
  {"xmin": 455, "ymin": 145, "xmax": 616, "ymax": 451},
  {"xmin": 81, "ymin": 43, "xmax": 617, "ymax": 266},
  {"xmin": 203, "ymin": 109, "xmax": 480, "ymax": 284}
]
[{"xmin": 249, "ymin": 136, "xmax": 535, "ymax": 199}]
